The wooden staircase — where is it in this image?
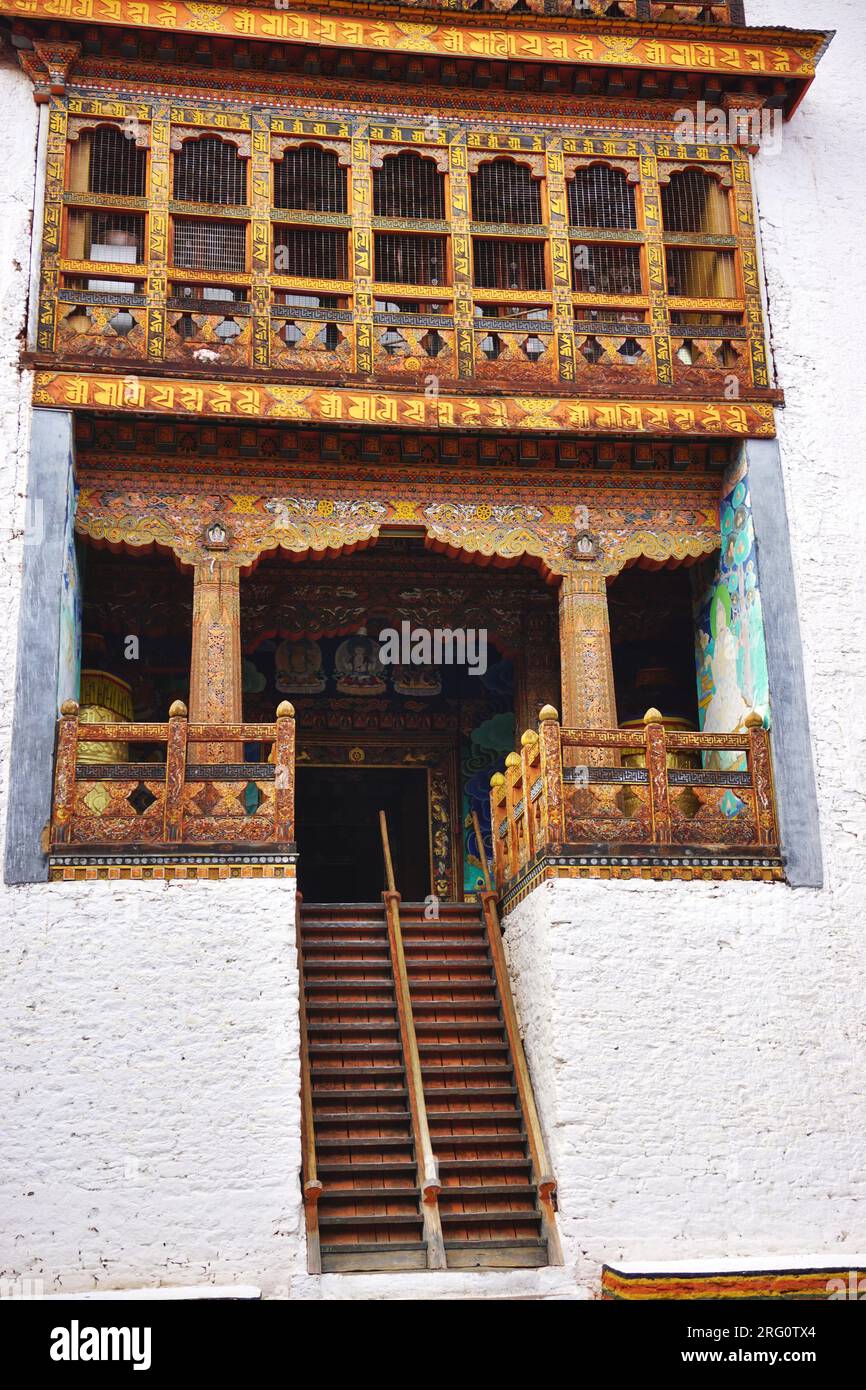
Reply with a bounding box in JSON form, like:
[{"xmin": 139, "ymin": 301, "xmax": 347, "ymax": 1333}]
[{"xmin": 298, "ymin": 892, "xmax": 561, "ymax": 1273}]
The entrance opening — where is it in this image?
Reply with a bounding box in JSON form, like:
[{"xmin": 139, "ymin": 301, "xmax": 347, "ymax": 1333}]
[{"xmin": 296, "ymin": 765, "xmax": 431, "ymax": 903}]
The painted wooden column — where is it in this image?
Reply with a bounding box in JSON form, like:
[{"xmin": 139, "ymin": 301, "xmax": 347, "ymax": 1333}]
[
  {"xmin": 557, "ymin": 572, "xmax": 618, "ymax": 731},
  {"xmin": 189, "ymin": 561, "xmax": 243, "ymax": 761}
]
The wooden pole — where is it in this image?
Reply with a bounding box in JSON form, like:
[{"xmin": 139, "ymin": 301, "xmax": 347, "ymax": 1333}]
[
  {"xmin": 51, "ymin": 700, "xmax": 80, "ymax": 847},
  {"xmin": 295, "ymin": 892, "xmax": 323, "ymax": 1274},
  {"xmin": 379, "ymin": 812, "xmax": 446, "ymax": 1270},
  {"xmin": 478, "ymin": 889, "xmax": 563, "ymax": 1265},
  {"xmin": 273, "ymin": 700, "xmax": 296, "ymax": 843},
  {"xmin": 162, "ymin": 700, "xmax": 188, "ymax": 843}
]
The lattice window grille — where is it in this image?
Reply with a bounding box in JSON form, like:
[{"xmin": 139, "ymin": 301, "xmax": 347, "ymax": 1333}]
[
  {"xmin": 665, "ymin": 248, "xmax": 738, "ymax": 299},
  {"xmin": 273, "ymin": 228, "xmax": 349, "ymax": 280},
  {"xmin": 373, "ymin": 153, "xmax": 446, "ymax": 220},
  {"xmin": 71, "ymin": 210, "xmax": 146, "ymax": 268},
  {"xmin": 473, "ymin": 239, "xmax": 547, "ymax": 291},
  {"xmin": 661, "ymin": 169, "xmax": 731, "ymax": 234},
  {"xmin": 86, "ymin": 126, "xmax": 147, "ymax": 198},
  {"xmin": 173, "ymin": 136, "xmax": 247, "ymax": 205},
  {"xmin": 374, "ymin": 234, "xmax": 447, "ymax": 286},
  {"xmin": 274, "ymin": 146, "xmax": 347, "ymax": 213},
  {"xmin": 571, "ymin": 243, "xmax": 641, "ymax": 296},
  {"xmin": 173, "ymin": 218, "xmax": 247, "ymax": 273},
  {"xmin": 568, "ymin": 165, "xmax": 637, "ymax": 230},
  {"xmin": 471, "ymin": 160, "xmax": 543, "ymax": 226}
]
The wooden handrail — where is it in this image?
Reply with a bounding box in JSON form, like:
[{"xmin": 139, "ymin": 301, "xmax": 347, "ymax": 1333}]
[
  {"xmin": 379, "ymin": 811, "xmax": 446, "ymax": 1271},
  {"xmin": 295, "ymin": 892, "xmax": 323, "ymax": 1275},
  {"xmin": 472, "ymin": 811, "xmax": 563, "ymax": 1266}
]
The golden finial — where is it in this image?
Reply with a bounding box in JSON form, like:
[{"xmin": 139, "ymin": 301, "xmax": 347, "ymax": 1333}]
[
  {"xmin": 744, "ymin": 710, "xmax": 764, "ymax": 729},
  {"xmin": 490, "ymin": 772, "xmax": 505, "ymax": 787},
  {"xmin": 505, "ymin": 752, "xmax": 521, "ymax": 768},
  {"xmin": 521, "ymin": 729, "xmax": 538, "ymax": 747},
  {"xmin": 642, "ymin": 707, "xmax": 664, "ymax": 725},
  {"xmin": 60, "ymin": 700, "xmax": 79, "ymax": 717},
  {"xmin": 169, "ymin": 700, "xmax": 188, "ymax": 718},
  {"xmin": 276, "ymin": 700, "xmax": 295, "ymax": 719},
  {"xmin": 538, "ymin": 704, "xmax": 559, "ymax": 722}
]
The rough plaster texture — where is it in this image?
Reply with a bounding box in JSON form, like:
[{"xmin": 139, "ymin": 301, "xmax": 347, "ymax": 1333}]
[
  {"xmin": 1, "ymin": 1, "xmax": 865, "ymax": 1300},
  {"xmin": 503, "ymin": 0, "xmax": 866, "ymax": 1294}
]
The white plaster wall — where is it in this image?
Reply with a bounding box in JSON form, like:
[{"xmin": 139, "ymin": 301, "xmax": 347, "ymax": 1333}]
[
  {"xmin": 2, "ymin": 0, "xmax": 865, "ymax": 1300},
  {"xmin": 505, "ymin": 0, "xmax": 866, "ymax": 1295},
  {"xmin": 0, "ymin": 57, "xmax": 304, "ymax": 1297}
]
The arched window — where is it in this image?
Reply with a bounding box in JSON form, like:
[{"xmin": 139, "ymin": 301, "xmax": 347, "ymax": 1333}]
[
  {"xmin": 274, "ymin": 145, "xmax": 347, "ymax": 214},
  {"xmin": 173, "ymin": 136, "xmax": 247, "ymax": 205},
  {"xmin": 568, "ymin": 164, "xmax": 637, "ymax": 230},
  {"xmin": 373, "ymin": 152, "xmax": 445, "ymax": 220},
  {"xmin": 471, "ymin": 159, "xmax": 542, "ymax": 226},
  {"xmin": 661, "ymin": 168, "xmax": 731, "ymax": 234},
  {"xmin": 79, "ymin": 126, "xmax": 147, "ymax": 198}
]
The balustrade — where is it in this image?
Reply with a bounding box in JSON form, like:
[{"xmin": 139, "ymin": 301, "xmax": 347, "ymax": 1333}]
[{"xmin": 490, "ymin": 705, "xmax": 782, "ymax": 889}]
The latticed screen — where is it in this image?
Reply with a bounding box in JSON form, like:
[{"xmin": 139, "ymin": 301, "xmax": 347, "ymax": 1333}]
[
  {"xmin": 67, "ymin": 210, "xmax": 145, "ymax": 263},
  {"xmin": 173, "ymin": 137, "xmax": 247, "ymax": 205},
  {"xmin": 373, "ymin": 153, "xmax": 446, "ymax": 220},
  {"xmin": 661, "ymin": 170, "xmax": 731, "ymax": 234},
  {"xmin": 274, "ymin": 146, "xmax": 347, "ymax": 213},
  {"xmin": 568, "ymin": 166, "xmax": 637, "ymax": 230},
  {"xmin": 74, "ymin": 126, "xmax": 147, "ymax": 197},
  {"xmin": 173, "ymin": 218, "xmax": 247, "ymax": 272},
  {"xmin": 571, "ymin": 243, "xmax": 641, "ymax": 295},
  {"xmin": 274, "ymin": 227, "xmax": 349, "ymax": 279},
  {"xmin": 374, "ymin": 234, "xmax": 446, "ymax": 285},
  {"xmin": 666, "ymin": 248, "xmax": 737, "ymax": 298},
  {"xmin": 471, "ymin": 161, "xmax": 543, "ymax": 225},
  {"xmin": 671, "ymin": 309, "xmax": 742, "ymax": 326},
  {"xmin": 473, "ymin": 239, "xmax": 546, "ymax": 291}
]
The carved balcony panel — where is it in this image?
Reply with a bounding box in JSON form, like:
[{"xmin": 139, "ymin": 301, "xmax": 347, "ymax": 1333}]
[
  {"xmin": 165, "ymin": 305, "xmax": 253, "ymax": 369},
  {"xmin": 36, "ymin": 102, "xmax": 773, "ymax": 403},
  {"xmin": 373, "ymin": 319, "xmax": 456, "ymax": 382},
  {"xmin": 671, "ymin": 331, "xmax": 752, "ymax": 392},
  {"xmin": 270, "ymin": 315, "xmax": 355, "ymax": 375},
  {"xmin": 473, "ymin": 321, "xmax": 557, "ymax": 385},
  {"xmin": 56, "ymin": 299, "xmax": 147, "ymax": 361},
  {"xmin": 573, "ymin": 329, "xmax": 656, "ymax": 388}
]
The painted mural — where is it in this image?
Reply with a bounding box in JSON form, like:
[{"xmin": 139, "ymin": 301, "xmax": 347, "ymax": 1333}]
[{"xmin": 693, "ymin": 460, "xmax": 770, "ymax": 767}]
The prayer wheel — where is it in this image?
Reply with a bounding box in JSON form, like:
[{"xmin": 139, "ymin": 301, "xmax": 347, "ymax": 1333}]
[{"xmin": 77, "ymin": 670, "xmax": 133, "ymax": 764}]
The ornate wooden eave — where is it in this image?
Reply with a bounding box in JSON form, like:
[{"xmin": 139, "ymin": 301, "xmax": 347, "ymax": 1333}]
[{"xmin": 2, "ymin": 0, "xmax": 831, "ymax": 117}]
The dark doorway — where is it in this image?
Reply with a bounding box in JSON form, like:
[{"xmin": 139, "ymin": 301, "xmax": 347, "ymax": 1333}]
[{"xmin": 296, "ymin": 766, "xmax": 431, "ymax": 903}]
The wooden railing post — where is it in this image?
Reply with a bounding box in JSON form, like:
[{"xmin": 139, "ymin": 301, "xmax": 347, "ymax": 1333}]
[
  {"xmin": 163, "ymin": 700, "xmax": 188, "ymax": 843},
  {"xmin": 643, "ymin": 706, "xmax": 672, "ymax": 845},
  {"xmin": 537, "ymin": 704, "xmax": 565, "ymax": 849},
  {"xmin": 746, "ymin": 709, "xmax": 778, "ymax": 847},
  {"xmin": 490, "ymin": 771, "xmax": 507, "ymax": 891},
  {"xmin": 51, "ymin": 700, "xmax": 80, "ymax": 846},
  {"xmin": 273, "ymin": 700, "xmax": 296, "ymax": 843},
  {"xmin": 379, "ymin": 812, "xmax": 446, "ymax": 1271},
  {"xmin": 504, "ymin": 751, "xmax": 523, "ymax": 872},
  {"xmin": 520, "ymin": 729, "xmax": 539, "ymax": 861},
  {"xmin": 295, "ymin": 893, "xmax": 323, "ymax": 1274}
]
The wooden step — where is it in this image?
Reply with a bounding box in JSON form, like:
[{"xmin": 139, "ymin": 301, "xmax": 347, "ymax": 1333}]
[{"xmin": 318, "ymin": 1213, "xmax": 424, "ymax": 1228}]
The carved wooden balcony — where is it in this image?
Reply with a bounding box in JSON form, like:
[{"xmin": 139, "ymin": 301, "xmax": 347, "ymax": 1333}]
[
  {"xmin": 48, "ymin": 700, "xmax": 297, "ymax": 881},
  {"xmin": 490, "ymin": 706, "xmax": 782, "ymax": 901}
]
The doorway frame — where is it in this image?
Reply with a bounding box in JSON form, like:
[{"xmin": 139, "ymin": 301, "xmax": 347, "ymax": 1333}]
[{"xmin": 296, "ymin": 732, "xmax": 462, "ymax": 900}]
